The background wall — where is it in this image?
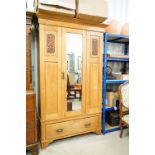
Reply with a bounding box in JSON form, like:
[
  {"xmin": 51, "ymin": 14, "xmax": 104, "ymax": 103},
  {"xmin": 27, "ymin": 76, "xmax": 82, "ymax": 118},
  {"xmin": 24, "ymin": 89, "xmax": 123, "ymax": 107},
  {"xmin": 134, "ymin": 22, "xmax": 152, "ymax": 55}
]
[{"xmin": 105, "ymin": 0, "xmax": 129, "ymax": 24}]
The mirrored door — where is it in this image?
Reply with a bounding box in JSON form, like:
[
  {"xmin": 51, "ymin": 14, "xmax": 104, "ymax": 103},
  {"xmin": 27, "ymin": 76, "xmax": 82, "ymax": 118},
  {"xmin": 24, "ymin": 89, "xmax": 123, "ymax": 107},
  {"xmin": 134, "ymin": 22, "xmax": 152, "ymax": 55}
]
[
  {"xmin": 62, "ymin": 28, "xmax": 86, "ymax": 116},
  {"xmin": 66, "ymin": 33, "xmax": 83, "ymax": 112}
]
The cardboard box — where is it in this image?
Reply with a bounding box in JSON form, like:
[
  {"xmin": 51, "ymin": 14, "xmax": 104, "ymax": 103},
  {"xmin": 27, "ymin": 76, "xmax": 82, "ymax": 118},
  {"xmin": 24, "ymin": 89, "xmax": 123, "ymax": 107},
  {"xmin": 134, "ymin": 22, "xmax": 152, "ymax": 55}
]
[
  {"xmin": 77, "ymin": 0, "xmax": 108, "ymax": 23},
  {"xmin": 39, "ymin": 0, "xmax": 76, "ymax": 10},
  {"xmin": 106, "ymin": 92, "xmax": 119, "ymax": 107},
  {"xmin": 38, "ymin": 0, "xmax": 76, "ymax": 17},
  {"xmin": 113, "ymin": 73, "xmax": 129, "ymax": 80}
]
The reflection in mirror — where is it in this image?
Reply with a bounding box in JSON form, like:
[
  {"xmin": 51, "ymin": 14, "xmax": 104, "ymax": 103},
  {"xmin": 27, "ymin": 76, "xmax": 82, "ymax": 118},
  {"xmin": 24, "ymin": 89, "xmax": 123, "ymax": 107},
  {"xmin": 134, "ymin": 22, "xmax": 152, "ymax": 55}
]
[{"xmin": 66, "ymin": 33, "xmax": 82, "ymax": 112}]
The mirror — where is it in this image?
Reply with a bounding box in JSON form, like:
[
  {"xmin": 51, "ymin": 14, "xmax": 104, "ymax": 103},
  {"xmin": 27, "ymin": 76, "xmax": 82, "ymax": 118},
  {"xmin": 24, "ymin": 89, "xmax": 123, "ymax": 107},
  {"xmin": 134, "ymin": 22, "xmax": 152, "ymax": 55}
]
[{"xmin": 66, "ymin": 33, "xmax": 82, "ymax": 112}]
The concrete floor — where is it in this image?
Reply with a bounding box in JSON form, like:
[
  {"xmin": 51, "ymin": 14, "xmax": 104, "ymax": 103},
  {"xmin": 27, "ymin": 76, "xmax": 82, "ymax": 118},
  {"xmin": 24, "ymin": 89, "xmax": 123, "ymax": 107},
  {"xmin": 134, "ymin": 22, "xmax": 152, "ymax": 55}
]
[{"xmin": 27, "ymin": 130, "xmax": 129, "ymax": 155}]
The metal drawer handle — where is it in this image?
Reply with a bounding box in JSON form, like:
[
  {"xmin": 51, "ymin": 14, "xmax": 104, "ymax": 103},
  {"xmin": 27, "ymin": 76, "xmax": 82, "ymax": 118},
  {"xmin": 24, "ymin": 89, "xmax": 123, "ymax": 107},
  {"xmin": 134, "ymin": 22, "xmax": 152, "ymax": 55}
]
[
  {"xmin": 85, "ymin": 123, "xmax": 91, "ymax": 128},
  {"xmin": 56, "ymin": 128, "xmax": 63, "ymax": 133}
]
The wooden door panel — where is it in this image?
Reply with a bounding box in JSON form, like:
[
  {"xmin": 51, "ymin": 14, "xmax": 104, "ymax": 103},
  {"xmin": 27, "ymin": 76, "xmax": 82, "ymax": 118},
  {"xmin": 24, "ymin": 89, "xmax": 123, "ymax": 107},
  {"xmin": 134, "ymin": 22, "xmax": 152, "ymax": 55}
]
[
  {"xmin": 86, "ymin": 31, "xmax": 103, "ymax": 114},
  {"xmin": 45, "ymin": 62, "xmax": 61, "ymax": 120},
  {"xmin": 39, "ymin": 25, "xmax": 62, "ymax": 121},
  {"xmin": 90, "ymin": 63, "xmax": 100, "ymax": 107},
  {"xmin": 87, "ymin": 63, "xmax": 100, "ymax": 113}
]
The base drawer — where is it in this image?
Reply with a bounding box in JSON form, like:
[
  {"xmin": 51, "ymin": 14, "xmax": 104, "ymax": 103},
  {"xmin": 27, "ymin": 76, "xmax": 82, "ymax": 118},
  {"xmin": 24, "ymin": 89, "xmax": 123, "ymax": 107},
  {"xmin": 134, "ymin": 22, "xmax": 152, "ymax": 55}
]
[{"xmin": 45, "ymin": 116, "xmax": 99, "ymax": 139}]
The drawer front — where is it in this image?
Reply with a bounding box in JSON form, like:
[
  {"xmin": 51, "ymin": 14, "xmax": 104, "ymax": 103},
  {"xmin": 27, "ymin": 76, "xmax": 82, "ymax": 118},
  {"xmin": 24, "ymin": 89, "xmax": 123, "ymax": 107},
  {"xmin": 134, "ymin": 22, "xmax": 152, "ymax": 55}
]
[
  {"xmin": 26, "ymin": 93, "xmax": 35, "ymax": 112},
  {"xmin": 78, "ymin": 116, "xmax": 99, "ymax": 131},
  {"xmin": 26, "ymin": 111, "xmax": 35, "ymax": 124},
  {"xmin": 26, "ymin": 127, "xmax": 35, "ymax": 145},
  {"xmin": 46, "ymin": 116, "xmax": 99, "ymax": 139}
]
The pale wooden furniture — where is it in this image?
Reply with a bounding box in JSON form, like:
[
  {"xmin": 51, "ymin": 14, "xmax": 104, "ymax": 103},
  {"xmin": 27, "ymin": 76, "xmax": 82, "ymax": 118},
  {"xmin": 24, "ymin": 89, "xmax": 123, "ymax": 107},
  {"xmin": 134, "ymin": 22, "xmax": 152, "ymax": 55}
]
[
  {"xmin": 119, "ymin": 81, "xmax": 129, "ymax": 138},
  {"xmin": 26, "ymin": 12, "xmax": 39, "ymax": 154},
  {"xmin": 37, "ymin": 11, "xmax": 107, "ymax": 148}
]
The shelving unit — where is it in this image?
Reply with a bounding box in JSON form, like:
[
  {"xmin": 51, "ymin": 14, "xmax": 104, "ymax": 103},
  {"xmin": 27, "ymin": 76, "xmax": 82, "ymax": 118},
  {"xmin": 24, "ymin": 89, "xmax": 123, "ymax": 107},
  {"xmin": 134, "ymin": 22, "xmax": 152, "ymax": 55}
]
[{"xmin": 102, "ymin": 32, "xmax": 129, "ymax": 134}]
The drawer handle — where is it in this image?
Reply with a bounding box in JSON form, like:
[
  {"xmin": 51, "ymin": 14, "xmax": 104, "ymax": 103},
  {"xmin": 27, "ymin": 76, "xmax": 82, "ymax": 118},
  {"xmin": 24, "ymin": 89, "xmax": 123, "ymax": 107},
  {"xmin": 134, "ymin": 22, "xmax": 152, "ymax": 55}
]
[
  {"xmin": 85, "ymin": 123, "xmax": 91, "ymax": 128},
  {"xmin": 56, "ymin": 128, "xmax": 63, "ymax": 133}
]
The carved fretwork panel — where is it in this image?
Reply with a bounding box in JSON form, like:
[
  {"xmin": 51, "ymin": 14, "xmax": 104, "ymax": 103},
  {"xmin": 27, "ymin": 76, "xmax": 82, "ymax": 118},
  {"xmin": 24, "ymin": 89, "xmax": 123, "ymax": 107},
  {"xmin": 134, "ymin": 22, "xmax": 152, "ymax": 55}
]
[
  {"xmin": 90, "ymin": 36, "xmax": 100, "ymax": 57},
  {"xmin": 42, "ymin": 26, "xmax": 61, "ymax": 62},
  {"xmin": 92, "ymin": 39, "xmax": 98, "ymax": 56},
  {"xmin": 47, "ymin": 34, "xmax": 55, "ymax": 54}
]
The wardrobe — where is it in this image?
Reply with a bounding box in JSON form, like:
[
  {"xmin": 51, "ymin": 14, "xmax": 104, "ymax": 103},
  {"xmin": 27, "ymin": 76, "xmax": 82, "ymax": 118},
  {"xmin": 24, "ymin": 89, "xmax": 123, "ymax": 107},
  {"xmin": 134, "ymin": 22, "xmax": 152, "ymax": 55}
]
[{"xmin": 37, "ymin": 12, "xmax": 105, "ymax": 148}]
